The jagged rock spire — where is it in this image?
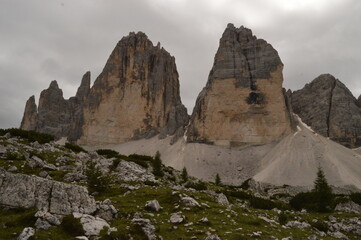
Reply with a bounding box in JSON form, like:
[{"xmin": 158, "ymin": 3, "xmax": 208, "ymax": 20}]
[
  {"xmin": 20, "ymin": 95, "xmax": 38, "ymax": 130},
  {"xmin": 291, "ymin": 74, "xmax": 361, "ymax": 148},
  {"xmin": 187, "ymin": 24, "xmax": 294, "ymax": 146}
]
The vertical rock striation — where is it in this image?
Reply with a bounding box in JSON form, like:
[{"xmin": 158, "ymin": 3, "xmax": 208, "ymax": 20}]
[
  {"xmin": 21, "ymin": 32, "xmax": 188, "ymax": 144},
  {"xmin": 20, "ymin": 72, "xmax": 91, "ymax": 139},
  {"xmin": 20, "ymin": 95, "xmax": 38, "ymax": 131},
  {"xmin": 291, "ymin": 74, "xmax": 361, "ymax": 148},
  {"xmin": 78, "ymin": 32, "xmax": 188, "ymax": 145},
  {"xmin": 187, "ymin": 24, "xmax": 294, "ymax": 146}
]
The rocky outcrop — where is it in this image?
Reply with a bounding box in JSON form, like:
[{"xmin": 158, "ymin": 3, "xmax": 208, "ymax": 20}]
[
  {"xmin": 20, "ymin": 96, "xmax": 38, "ymax": 131},
  {"xmin": 78, "ymin": 32, "xmax": 188, "ymax": 145},
  {"xmin": 21, "ymin": 32, "xmax": 188, "ymax": 145},
  {"xmin": 291, "ymin": 74, "xmax": 361, "ymax": 148},
  {"xmin": 187, "ymin": 24, "xmax": 294, "ymax": 146},
  {"xmin": 0, "ymin": 169, "xmax": 96, "ymax": 215},
  {"xmin": 20, "ymin": 72, "xmax": 91, "ymax": 140}
]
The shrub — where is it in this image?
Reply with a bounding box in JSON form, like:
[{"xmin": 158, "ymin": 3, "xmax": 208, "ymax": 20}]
[
  {"xmin": 85, "ymin": 161, "xmax": 112, "ymax": 193},
  {"xmin": 129, "ymin": 224, "xmax": 148, "ymax": 240},
  {"xmin": 290, "ymin": 168, "xmax": 334, "ymax": 213},
  {"xmin": 152, "ymin": 151, "xmax": 164, "ymax": 177},
  {"xmin": 181, "ymin": 167, "xmax": 188, "ymax": 183},
  {"xmin": 278, "ymin": 212, "xmax": 288, "ymax": 225},
  {"xmin": 144, "ymin": 180, "xmax": 159, "ymax": 186},
  {"xmin": 96, "ymin": 149, "xmax": 120, "ymax": 159},
  {"xmin": 110, "ymin": 158, "xmax": 121, "ymax": 171},
  {"xmin": 0, "ymin": 128, "xmax": 54, "ymax": 143},
  {"xmin": 127, "ymin": 158, "xmax": 149, "ymax": 169},
  {"xmin": 215, "ymin": 173, "xmax": 221, "ymax": 186},
  {"xmin": 185, "ymin": 181, "xmax": 207, "ymax": 191},
  {"xmin": 350, "ymin": 192, "xmax": 361, "ymax": 205},
  {"xmin": 240, "ymin": 178, "xmax": 252, "ymax": 190},
  {"xmin": 4, "ymin": 151, "xmax": 25, "ymax": 160},
  {"xmin": 310, "ymin": 220, "xmax": 329, "ymax": 232},
  {"xmin": 128, "ymin": 154, "xmax": 153, "ymax": 162},
  {"xmin": 60, "ymin": 215, "xmax": 85, "ymax": 237},
  {"xmin": 290, "ymin": 192, "xmax": 319, "ymax": 211},
  {"xmin": 250, "ymin": 196, "xmax": 278, "ymax": 210},
  {"xmin": 223, "ymin": 190, "xmax": 251, "ymax": 201},
  {"xmin": 64, "ymin": 142, "xmax": 86, "ymax": 153},
  {"xmin": 99, "ymin": 227, "xmax": 129, "ymax": 240}
]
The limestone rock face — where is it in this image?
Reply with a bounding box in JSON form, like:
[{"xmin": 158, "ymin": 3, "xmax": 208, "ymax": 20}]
[
  {"xmin": 36, "ymin": 80, "xmax": 72, "ymax": 138},
  {"xmin": 187, "ymin": 24, "xmax": 293, "ymax": 146},
  {"xmin": 291, "ymin": 74, "xmax": 361, "ymax": 148},
  {"xmin": 20, "ymin": 72, "xmax": 91, "ymax": 140},
  {"xmin": 0, "ymin": 169, "xmax": 96, "ymax": 215},
  {"xmin": 20, "ymin": 95, "xmax": 38, "ymax": 131},
  {"xmin": 78, "ymin": 32, "xmax": 188, "ymax": 145},
  {"xmin": 357, "ymin": 95, "xmax": 361, "ymax": 108}
]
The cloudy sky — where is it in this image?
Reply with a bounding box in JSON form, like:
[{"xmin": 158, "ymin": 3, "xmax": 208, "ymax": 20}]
[{"xmin": 1, "ymin": 0, "xmax": 361, "ymax": 128}]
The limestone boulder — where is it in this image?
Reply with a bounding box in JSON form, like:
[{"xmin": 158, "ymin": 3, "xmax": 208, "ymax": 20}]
[{"xmin": 0, "ymin": 169, "xmax": 96, "ymax": 215}]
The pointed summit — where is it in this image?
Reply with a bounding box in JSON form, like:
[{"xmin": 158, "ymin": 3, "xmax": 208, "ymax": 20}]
[
  {"xmin": 78, "ymin": 32, "xmax": 188, "ymax": 145},
  {"xmin": 76, "ymin": 71, "xmax": 91, "ymax": 100},
  {"xmin": 20, "ymin": 95, "xmax": 38, "ymax": 131},
  {"xmin": 291, "ymin": 74, "xmax": 361, "ymax": 148},
  {"xmin": 187, "ymin": 24, "xmax": 293, "ymax": 146}
]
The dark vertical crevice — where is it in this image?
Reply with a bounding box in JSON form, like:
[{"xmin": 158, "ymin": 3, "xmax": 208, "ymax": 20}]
[{"xmin": 327, "ymin": 80, "xmax": 337, "ymax": 137}]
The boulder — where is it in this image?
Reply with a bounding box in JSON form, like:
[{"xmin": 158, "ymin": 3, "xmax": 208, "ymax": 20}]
[
  {"xmin": 131, "ymin": 216, "xmax": 156, "ymax": 240},
  {"xmin": 0, "ymin": 169, "xmax": 96, "ymax": 215},
  {"xmin": 169, "ymin": 212, "xmax": 185, "ymax": 224},
  {"xmin": 205, "ymin": 235, "xmax": 221, "ymax": 240},
  {"xmin": 73, "ymin": 212, "xmax": 110, "ymax": 236},
  {"xmin": 145, "ymin": 199, "xmax": 162, "ymax": 212},
  {"xmin": 181, "ymin": 197, "xmax": 200, "ymax": 207},
  {"xmin": 115, "ymin": 160, "xmax": 156, "ymax": 182},
  {"xmin": 17, "ymin": 227, "xmax": 35, "ymax": 240},
  {"xmin": 335, "ymin": 201, "xmax": 361, "ymax": 214},
  {"xmin": 95, "ymin": 199, "xmax": 118, "ymax": 221}
]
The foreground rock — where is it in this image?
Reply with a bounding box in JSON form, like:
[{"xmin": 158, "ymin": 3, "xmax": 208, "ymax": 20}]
[
  {"xmin": 73, "ymin": 212, "xmax": 110, "ymax": 236},
  {"xmin": 17, "ymin": 227, "xmax": 35, "ymax": 240},
  {"xmin": 0, "ymin": 169, "xmax": 96, "ymax": 215},
  {"xmin": 187, "ymin": 23, "xmax": 294, "ymax": 146},
  {"xmin": 291, "ymin": 74, "xmax": 361, "ymax": 148}
]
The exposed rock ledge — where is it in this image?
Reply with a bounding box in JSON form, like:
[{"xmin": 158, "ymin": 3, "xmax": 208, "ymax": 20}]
[{"xmin": 0, "ymin": 168, "xmax": 96, "ymax": 215}]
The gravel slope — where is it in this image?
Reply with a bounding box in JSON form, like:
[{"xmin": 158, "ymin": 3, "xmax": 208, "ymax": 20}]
[{"xmin": 86, "ymin": 117, "xmax": 361, "ymax": 189}]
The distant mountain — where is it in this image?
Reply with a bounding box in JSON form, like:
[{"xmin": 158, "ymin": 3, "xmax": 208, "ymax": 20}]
[{"xmin": 290, "ymin": 74, "xmax": 361, "ymax": 148}]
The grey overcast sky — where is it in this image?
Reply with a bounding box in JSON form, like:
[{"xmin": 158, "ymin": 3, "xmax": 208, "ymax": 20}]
[{"xmin": 1, "ymin": 0, "xmax": 361, "ymax": 128}]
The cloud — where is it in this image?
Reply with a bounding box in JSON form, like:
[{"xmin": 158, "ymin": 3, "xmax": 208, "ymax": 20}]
[{"xmin": 1, "ymin": 0, "xmax": 361, "ymax": 128}]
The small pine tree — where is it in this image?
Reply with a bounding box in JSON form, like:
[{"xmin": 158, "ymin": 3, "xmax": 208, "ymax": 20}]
[
  {"xmin": 181, "ymin": 167, "xmax": 188, "ymax": 183},
  {"xmin": 313, "ymin": 167, "xmax": 333, "ymax": 212},
  {"xmin": 215, "ymin": 173, "xmax": 221, "ymax": 186},
  {"xmin": 85, "ymin": 161, "xmax": 111, "ymax": 193},
  {"xmin": 153, "ymin": 151, "xmax": 164, "ymax": 177}
]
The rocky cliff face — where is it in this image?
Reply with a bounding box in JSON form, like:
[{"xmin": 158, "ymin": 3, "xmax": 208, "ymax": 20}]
[
  {"xmin": 20, "ymin": 95, "xmax": 38, "ymax": 131},
  {"xmin": 291, "ymin": 74, "xmax": 361, "ymax": 148},
  {"xmin": 187, "ymin": 24, "xmax": 294, "ymax": 146},
  {"xmin": 21, "ymin": 32, "xmax": 188, "ymax": 145},
  {"xmin": 20, "ymin": 72, "xmax": 90, "ymax": 139},
  {"xmin": 78, "ymin": 32, "xmax": 188, "ymax": 145}
]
